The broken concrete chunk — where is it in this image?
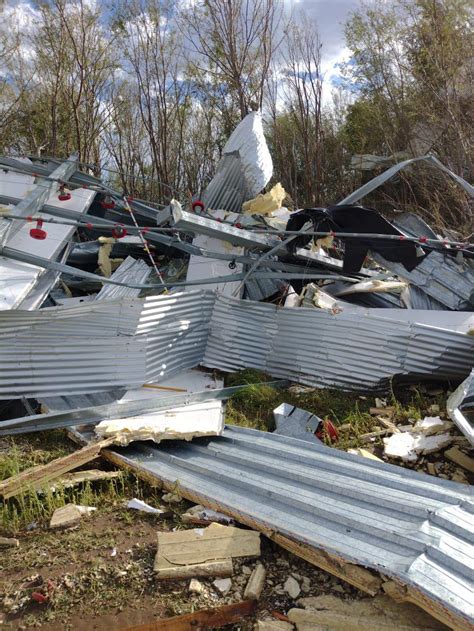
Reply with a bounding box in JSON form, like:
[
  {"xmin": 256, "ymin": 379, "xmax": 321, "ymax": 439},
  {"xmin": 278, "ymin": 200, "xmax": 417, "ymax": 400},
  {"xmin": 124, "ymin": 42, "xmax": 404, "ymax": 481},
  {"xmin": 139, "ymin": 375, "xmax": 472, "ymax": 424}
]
[
  {"xmin": 413, "ymin": 416, "xmax": 453, "ymax": 435},
  {"xmin": 284, "ymin": 576, "xmax": 301, "ymax": 599},
  {"xmin": 213, "ymin": 577, "xmax": 232, "ymax": 595},
  {"xmin": 189, "ymin": 578, "xmax": 205, "ymax": 594},
  {"xmin": 384, "ymin": 432, "xmax": 452, "ymax": 461},
  {"xmin": 444, "ymin": 446, "xmax": 474, "ymax": 473},
  {"xmin": 154, "ymin": 523, "xmax": 260, "ymax": 579},
  {"xmin": 49, "ymin": 504, "xmax": 83, "ymax": 530},
  {"xmin": 244, "ymin": 563, "xmax": 266, "ymax": 600},
  {"xmin": 288, "ymin": 594, "xmax": 447, "ymax": 630}
]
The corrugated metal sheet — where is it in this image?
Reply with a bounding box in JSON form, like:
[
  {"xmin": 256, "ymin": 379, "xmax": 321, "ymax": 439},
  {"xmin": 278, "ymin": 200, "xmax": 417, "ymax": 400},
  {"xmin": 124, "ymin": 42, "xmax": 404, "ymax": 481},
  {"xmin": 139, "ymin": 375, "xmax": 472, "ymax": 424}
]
[
  {"xmin": 203, "ymin": 293, "xmax": 474, "ymax": 391},
  {"xmin": 96, "ymin": 256, "xmax": 151, "ymax": 300},
  {"xmin": 374, "ymin": 251, "xmax": 474, "ymax": 311},
  {"xmin": 202, "ymin": 111, "xmax": 272, "ymax": 213},
  {"xmin": 447, "ymin": 369, "xmax": 474, "ymax": 445},
  {"xmin": 0, "ymin": 290, "xmax": 472, "ymax": 399},
  {"xmin": 72, "ymin": 425, "xmax": 473, "ymax": 628}
]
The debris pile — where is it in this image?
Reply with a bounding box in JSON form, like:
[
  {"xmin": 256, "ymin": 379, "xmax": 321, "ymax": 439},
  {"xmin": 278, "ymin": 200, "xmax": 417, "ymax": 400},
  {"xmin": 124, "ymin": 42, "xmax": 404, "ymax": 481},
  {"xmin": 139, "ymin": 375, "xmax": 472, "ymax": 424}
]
[{"xmin": 0, "ymin": 112, "xmax": 472, "ymax": 629}]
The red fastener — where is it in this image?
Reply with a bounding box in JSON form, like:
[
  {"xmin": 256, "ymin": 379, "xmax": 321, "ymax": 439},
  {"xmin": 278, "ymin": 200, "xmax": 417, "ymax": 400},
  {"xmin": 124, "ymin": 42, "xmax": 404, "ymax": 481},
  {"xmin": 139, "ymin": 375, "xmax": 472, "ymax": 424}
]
[
  {"xmin": 112, "ymin": 224, "xmax": 127, "ymax": 239},
  {"xmin": 30, "ymin": 219, "xmax": 47, "ymax": 240},
  {"xmin": 100, "ymin": 195, "xmax": 116, "ymax": 209},
  {"xmin": 58, "ymin": 186, "xmax": 71, "ymax": 201},
  {"xmin": 192, "ymin": 200, "xmax": 205, "ymax": 213}
]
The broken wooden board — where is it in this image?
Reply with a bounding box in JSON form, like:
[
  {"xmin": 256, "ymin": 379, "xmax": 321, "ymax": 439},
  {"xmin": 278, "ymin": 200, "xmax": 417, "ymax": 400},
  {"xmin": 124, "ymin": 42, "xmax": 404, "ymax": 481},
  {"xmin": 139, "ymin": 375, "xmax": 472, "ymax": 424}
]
[
  {"xmin": 382, "ymin": 580, "xmax": 473, "ymax": 631},
  {"xmin": 287, "ymin": 594, "xmax": 448, "ymax": 630},
  {"xmin": 270, "ymin": 533, "xmax": 382, "ymax": 596},
  {"xmin": 444, "ymin": 447, "xmax": 474, "ymax": 473},
  {"xmin": 154, "ymin": 523, "xmax": 260, "ymax": 579},
  {"xmin": 0, "ymin": 438, "xmax": 115, "ymax": 499},
  {"xmin": 46, "ymin": 469, "xmax": 121, "ymax": 491},
  {"xmin": 119, "ymin": 599, "xmax": 257, "ymax": 630}
]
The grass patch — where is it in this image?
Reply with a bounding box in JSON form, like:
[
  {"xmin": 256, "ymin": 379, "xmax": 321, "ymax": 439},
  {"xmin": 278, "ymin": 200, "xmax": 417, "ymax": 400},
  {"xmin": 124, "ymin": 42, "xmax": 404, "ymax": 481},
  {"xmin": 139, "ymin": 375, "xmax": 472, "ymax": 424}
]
[
  {"xmin": 224, "ymin": 370, "xmax": 448, "ymax": 451},
  {"xmin": 0, "ymin": 432, "xmax": 164, "ymax": 536}
]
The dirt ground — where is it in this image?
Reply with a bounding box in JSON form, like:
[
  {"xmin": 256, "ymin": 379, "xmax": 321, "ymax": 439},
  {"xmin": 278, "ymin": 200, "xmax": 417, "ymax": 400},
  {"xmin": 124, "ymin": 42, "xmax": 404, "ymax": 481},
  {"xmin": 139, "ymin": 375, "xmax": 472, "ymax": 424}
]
[{"xmin": 1, "ymin": 494, "xmax": 369, "ymax": 630}]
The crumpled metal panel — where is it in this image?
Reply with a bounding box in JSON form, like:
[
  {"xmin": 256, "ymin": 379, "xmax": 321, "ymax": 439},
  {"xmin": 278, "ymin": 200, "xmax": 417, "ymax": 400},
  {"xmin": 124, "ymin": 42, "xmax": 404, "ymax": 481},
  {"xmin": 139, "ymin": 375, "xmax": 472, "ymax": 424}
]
[
  {"xmin": 77, "ymin": 425, "xmax": 473, "ymax": 628},
  {"xmin": 447, "ymin": 369, "xmax": 474, "ymax": 445},
  {"xmin": 0, "ymin": 292, "xmax": 213, "ymax": 398},
  {"xmin": 339, "ymin": 154, "xmax": 474, "ymax": 204},
  {"xmin": 374, "ymin": 251, "xmax": 474, "ymax": 311},
  {"xmin": 203, "ymin": 294, "xmax": 474, "ymax": 391},
  {"xmin": 202, "ymin": 111, "xmax": 272, "ymax": 213},
  {"xmin": 96, "ymin": 257, "xmax": 151, "ymax": 301},
  {"xmin": 0, "ymin": 290, "xmax": 472, "ymax": 398},
  {"xmin": 273, "ymin": 402, "xmax": 322, "ymax": 443},
  {"xmin": 0, "ymin": 158, "xmax": 96, "ymax": 310}
]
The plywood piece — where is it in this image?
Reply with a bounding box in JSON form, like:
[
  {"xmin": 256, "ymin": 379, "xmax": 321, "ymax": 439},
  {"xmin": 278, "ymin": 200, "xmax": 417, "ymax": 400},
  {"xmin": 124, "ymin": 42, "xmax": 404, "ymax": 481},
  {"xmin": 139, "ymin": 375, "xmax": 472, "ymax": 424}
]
[
  {"xmin": 118, "ymin": 599, "xmax": 257, "ymax": 630},
  {"xmin": 0, "ymin": 439, "xmax": 115, "ymax": 499},
  {"xmin": 154, "ymin": 523, "xmax": 260, "ymax": 577}
]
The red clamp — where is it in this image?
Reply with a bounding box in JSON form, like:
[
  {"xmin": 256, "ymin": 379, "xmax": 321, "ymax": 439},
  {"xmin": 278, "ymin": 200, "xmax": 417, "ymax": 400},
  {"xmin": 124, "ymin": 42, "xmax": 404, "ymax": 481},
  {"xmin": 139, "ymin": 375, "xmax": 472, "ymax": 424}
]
[
  {"xmin": 58, "ymin": 186, "xmax": 71, "ymax": 201},
  {"xmin": 100, "ymin": 195, "xmax": 116, "ymax": 209},
  {"xmin": 112, "ymin": 224, "xmax": 127, "ymax": 239},
  {"xmin": 192, "ymin": 200, "xmax": 205, "ymax": 213},
  {"xmin": 30, "ymin": 219, "xmax": 47, "ymax": 240}
]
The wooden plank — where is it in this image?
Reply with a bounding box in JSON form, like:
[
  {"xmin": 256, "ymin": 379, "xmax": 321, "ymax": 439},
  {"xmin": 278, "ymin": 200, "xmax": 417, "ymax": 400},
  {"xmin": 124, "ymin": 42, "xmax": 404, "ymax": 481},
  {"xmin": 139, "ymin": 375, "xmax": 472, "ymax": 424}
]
[
  {"xmin": 444, "ymin": 447, "xmax": 474, "ymax": 473},
  {"xmin": 119, "ymin": 600, "xmax": 257, "ymax": 631},
  {"xmin": 0, "ymin": 438, "xmax": 115, "ymax": 499}
]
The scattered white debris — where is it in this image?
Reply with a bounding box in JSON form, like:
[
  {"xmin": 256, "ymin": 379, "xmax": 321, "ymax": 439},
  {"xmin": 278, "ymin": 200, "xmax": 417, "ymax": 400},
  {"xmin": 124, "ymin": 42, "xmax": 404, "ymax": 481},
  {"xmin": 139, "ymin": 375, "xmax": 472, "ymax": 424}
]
[
  {"xmin": 127, "ymin": 498, "xmax": 166, "ymax": 514},
  {"xmin": 413, "ymin": 416, "xmax": 453, "ymax": 435},
  {"xmin": 384, "ymin": 431, "xmax": 453, "ymax": 462}
]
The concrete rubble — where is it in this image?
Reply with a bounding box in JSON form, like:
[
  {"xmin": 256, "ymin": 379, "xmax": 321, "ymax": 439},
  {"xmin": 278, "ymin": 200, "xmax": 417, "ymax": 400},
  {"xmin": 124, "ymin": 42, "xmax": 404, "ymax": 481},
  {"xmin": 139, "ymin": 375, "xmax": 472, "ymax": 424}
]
[{"xmin": 0, "ymin": 112, "xmax": 472, "ymax": 630}]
